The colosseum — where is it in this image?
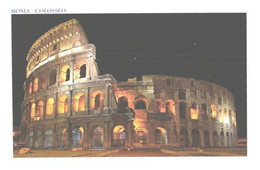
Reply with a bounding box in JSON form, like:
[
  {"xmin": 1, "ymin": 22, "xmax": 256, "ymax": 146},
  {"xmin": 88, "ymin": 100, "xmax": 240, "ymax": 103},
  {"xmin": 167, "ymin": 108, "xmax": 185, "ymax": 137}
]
[{"xmin": 19, "ymin": 18, "xmax": 238, "ymax": 150}]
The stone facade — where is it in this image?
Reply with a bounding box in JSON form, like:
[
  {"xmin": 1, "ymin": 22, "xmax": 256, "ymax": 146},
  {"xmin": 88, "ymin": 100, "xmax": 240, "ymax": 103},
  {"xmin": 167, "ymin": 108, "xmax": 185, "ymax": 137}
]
[{"xmin": 20, "ymin": 19, "xmax": 237, "ymax": 150}]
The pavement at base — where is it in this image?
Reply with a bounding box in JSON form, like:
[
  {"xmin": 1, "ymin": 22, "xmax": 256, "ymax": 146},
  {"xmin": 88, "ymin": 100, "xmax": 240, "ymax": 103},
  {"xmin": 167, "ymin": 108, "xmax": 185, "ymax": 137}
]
[{"xmin": 107, "ymin": 148, "xmax": 173, "ymax": 157}]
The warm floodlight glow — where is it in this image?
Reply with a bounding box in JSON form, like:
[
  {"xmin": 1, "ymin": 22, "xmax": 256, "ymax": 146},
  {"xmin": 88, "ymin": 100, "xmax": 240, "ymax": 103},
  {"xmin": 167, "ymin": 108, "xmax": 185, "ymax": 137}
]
[
  {"xmin": 90, "ymin": 91, "xmax": 104, "ymax": 110},
  {"xmin": 73, "ymin": 93, "xmax": 85, "ymax": 112},
  {"xmin": 46, "ymin": 98, "xmax": 54, "ymax": 115},
  {"xmin": 190, "ymin": 103, "xmax": 199, "ymax": 120},
  {"xmin": 58, "ymin": 95, "xmax": 69, "ymax": 113},
  {"xmin": 218, "ymin": 107, "xmax": 223, "ymax": 123},
  {"xmin": 211, "ymin": 104, "xmax": 217, "ymax": 119}
]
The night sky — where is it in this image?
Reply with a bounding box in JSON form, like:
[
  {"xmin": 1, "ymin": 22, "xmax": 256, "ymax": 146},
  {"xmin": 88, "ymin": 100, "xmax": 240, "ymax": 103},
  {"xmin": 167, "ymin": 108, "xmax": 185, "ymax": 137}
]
[{"xmin": 12, "ymin": 14, "xmax": 246, "ymax": 138}]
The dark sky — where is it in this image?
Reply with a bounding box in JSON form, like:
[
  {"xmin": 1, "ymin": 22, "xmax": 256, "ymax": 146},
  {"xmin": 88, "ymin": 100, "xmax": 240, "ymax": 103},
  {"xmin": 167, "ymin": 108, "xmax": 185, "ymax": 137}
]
[{"xmin": 12, "ymin": 14, "xmax": 246, "ymax": 138}]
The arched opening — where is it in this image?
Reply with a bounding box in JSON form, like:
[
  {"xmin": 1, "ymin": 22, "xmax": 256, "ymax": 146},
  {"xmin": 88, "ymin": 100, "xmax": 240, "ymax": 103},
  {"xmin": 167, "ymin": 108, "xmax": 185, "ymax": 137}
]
[
  {"xmin": 118, "ymin": 96, "xmax": 128, "ymax": 109},
  {"xmin": 155, "ymin": 127, "xmax": 168, "ymax": 144},
  {"xmin": 35, "ymin": 130, "xmax": 42, "ymax": 148},
  {"xmin": 218, "ymin": 107, "xmax": 223, "ymax": 123},
  {"xmin": 40, "ymin": 73, "xmax": 47, "ymax": 89},
  {"xmin": 72, "ymin": 127, "xmax": 84, "ymax": 148},
  {"xmin": 232, "ymin": 111, "xmax": 237, "ymax": 126},
  {"xmin": 30, "ymin": 103, "xmax": 35, "ymax": 119},
  {"xmin": 36, "ymin": 100, "xmax": 44, "ymax": 117},
  {"xmin": 79, "ymin": 64, "xmax": 86, "ymax": 78},
  {"xmin": 224, "ymin": 108, "xmax": 229, "ymax": 123},
  {"xmin": 29, "ymin": 81, "xmax": 32, "ymax": 95},
  {"xmin": 135, "ymin": 127, "xmax": 148, "ymax": 144},
  {"xmin": 204, "ymin": 131, "xmax": 210, "ymax": 147},
  {"xmin": 73, "ymin": 93, "xmax": 85, "ymax": 112},
  {"xmin": 192, "ymin": 129, "xmax": 200, "ymax": 147},
  {"xmin": 75, "ymin": 61, "xmax": 87, "ymax": 79},
  {"xmin": 112, "ymin": 125, "xmax": 126, "ymax": 147},
  {"xmin": 33, "ymin": 77, "xmax": 38, "ymax": 92},
  {"xmin": 28, "ymin": 132, "xmax": 33, "ymax": 148},
  {"xmin": 44, "ymin": 129, "xmax": 53, "ymax": 148},
  {"xmin": 46, "ymin": 98, "xmax": 54, "ymax": 116},
  {"xmin": 134, "ymin": 99, "xmax": 147, "ymax": 110},
  {"xmin": 49, "ymin": 69, "xmax": 57, "ymax": 86},
  {"xmin": 201, "ymin": 103, "xmax": 208, "ymax": 120},
  {"xmin": 156, "ymin": 99, "xmax": 166, "ymax": 113},
  {"xmin": 213, "ymin": 131, "xmax": 219, "ymax": 147},
  {"xmin": 180, "ymin": 128, "xmax": 189, "ymax": 147},
  {"xmin": 211, "ymin": 104, "xmax": 217, "ymax": 119},
  {"xmin": 90, "ymin": 91, "xmax": 104, "ymax": 110},
  {"xmin": 58, "ymin": 128, "xmax": 68, "ymax": 148},
  {"xmin": 179, "ymin": 102, "xmax": 186, "ymax": 119},
  {"xmin": 166, "ymin": 100, "xmax": 175, "ymax": 117},
  {"xmin": 226, "ymin": 132, "xmax": 230, "ymax": 147},
  {"xmin": 190, "ymin": 103, "xmax": 198, "ymax": 120},
  {"xmin": 60, "ymin": 65, "xmax": 70, "ymax": 82},
  {"xmin": 220, "ymin": 131, "xmax": 225, "ymax": 147},
  {"xmin": 58, "ymin": 95, "xmax": 69, "ymax": 114},
  {"xmin": 91, "ymin": 126, "xmax": 104, "ymax": 148},
  {"xmin": 178, "ymin": 91, "xmax": 186, "ymax": 99}
]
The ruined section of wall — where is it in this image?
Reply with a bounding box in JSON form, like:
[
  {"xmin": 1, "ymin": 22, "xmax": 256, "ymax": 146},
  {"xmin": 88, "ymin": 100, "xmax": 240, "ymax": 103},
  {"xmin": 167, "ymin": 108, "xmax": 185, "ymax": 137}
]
[{"xmin": 115, "ymin": 75, "xmax": 238, "ymax": 147}]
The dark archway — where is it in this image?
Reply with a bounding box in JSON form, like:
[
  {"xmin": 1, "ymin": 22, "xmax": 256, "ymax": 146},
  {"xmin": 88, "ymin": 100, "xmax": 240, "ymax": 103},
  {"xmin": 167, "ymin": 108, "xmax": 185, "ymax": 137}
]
[
  {"xmin": 155, "ymin": 127, "xmax": 167, "ymax": 144},
  {"xmin": 180, "ymin": 128, "xmax": 189, "ymax": 147},
  {"xmin": 118, "ymin": 96, "xmax": 128, "ymax": 109},
  {"xmin": 91, "ymin": 126, "xmax": 104, "ymax": 148},
  {"xmin": 192, "ymin": 129, "xmax": 200, "ymax": 147},
  {"xmin": 226, "ymin": 132, "xmax": 230, "ymax": 147},
  {"xmin": 49, "ymin": 69, "xmax": 57, "ymax": 86},
  {"xmin": 204, "ymin": 131, "xmax": 210, "ymax": 147},
  {"xmin": 213, "ymin": 131, "xmax": 219, "ymax": 147},
  {"xmin": 112, "ymin": 125, "xmax": 126, "ymax": 147},
  {"xmin": 79, "ymin": 64, "xmax": 86, "ymax": 78},
  {"xmin": 179, "ymin": 102, "xmax": 186, "ymax": 119},
  {"xmin": 220, "ymin": 131, "xmax": 225, "ymax": 147},
  {"xmin": 135, "ymin": 100, "xmax": 146, "ymax": 110}
]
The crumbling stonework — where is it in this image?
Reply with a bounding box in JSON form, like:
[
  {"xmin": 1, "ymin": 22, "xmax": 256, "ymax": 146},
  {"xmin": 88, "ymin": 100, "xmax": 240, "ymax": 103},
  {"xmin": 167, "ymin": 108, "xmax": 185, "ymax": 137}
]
[{"xmin": 20, "ymin": 19, "xmax": 237, "ymax": 150}]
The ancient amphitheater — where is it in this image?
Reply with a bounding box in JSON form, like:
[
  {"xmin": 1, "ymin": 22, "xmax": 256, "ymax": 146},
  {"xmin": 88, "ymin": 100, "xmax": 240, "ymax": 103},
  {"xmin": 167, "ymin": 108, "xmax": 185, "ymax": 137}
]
[{"xmin": 19, "ymin": 19, "xmax": 238, "ymax": 150}]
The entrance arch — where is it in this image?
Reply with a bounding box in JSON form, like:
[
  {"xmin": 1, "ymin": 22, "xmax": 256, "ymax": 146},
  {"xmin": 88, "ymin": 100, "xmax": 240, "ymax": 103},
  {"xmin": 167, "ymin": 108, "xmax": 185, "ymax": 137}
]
[
  {"xmin": 58, "ymin": 128, "xmax": 68, "ymax": 148},
  {"xmin": 155, "ymin": 127, "xmax": 168, "ymax": 144},
  {"xmin": 91, "ymin": 126, "xmax": 104, "ymax": 148},
  {"xmin": 204, "ymin": 131, "xmax": 210, "ymax": 147},
  {"xmin": 192, "ymin": 129, "xmax": 200, "ymax": 147},
  {"xmin": 213, "ymin": 131, "xmax": 219, "ymax": 147},
  {"xmin": 135, "ymin": 127, "xmax": 148, "ymax": 144},
  {"xmin": 226, "ymin": 132, "xmax": 230, "ymax": 147},
  {"xmin": 180, "ymin": 128, "xmax": 189, "ymax": 147},
  {"xmin": 220, "ymin": 131, "xmax": 225, "ymax": 147},
  {"xmin": 112, "ymin": 125, "xmax": 126, "ymax": 147},
  {"xmin": 44, "ymin": 129, "xmax": 53, "ymax": 148},
  {"xmin": 72, "ymin": 127, "xmax": 84, "ymax": 148}
]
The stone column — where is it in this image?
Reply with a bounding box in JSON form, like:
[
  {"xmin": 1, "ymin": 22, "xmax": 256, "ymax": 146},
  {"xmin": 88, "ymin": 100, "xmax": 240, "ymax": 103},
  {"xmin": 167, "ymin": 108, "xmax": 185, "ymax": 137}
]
[
  {"xmin": 87, "ymin": 87, "xmax": 90, "ymax": 114},
  {"xmin": 69, "ymin": 90, "xmax": 73, "ymax": 117},
  {"xmin": 67, "ymin": 119, "xmax": 72, "ymax": 149},
  {"xmin": 200, "ymin": 129, "xmax": 204, "ymax": 147},
  {"xmin": 209, "ymin": 130, "xmax": 214, "ymax": 147}
]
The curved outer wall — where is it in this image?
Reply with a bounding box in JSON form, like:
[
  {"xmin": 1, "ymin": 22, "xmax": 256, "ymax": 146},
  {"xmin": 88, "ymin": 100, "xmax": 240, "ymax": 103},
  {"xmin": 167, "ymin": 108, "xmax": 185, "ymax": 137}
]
[{"xmin": 20, "ymin": 19, "xmax": 237, "ymax": 149}]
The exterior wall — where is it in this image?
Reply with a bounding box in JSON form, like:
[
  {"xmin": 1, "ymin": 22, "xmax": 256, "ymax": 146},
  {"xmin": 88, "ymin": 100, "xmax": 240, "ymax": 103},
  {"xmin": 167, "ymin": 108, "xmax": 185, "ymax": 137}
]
[
  {"xmin": 115, "ymin": 75, "xmax": 238, "ymax": 148},
  {"xmin": 20, "ymin": 19, "xmax": 238, "ymax": 150},
  {"xmin": 20, "ymin": 19, "xmax": 135, "ymax": 150}
]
